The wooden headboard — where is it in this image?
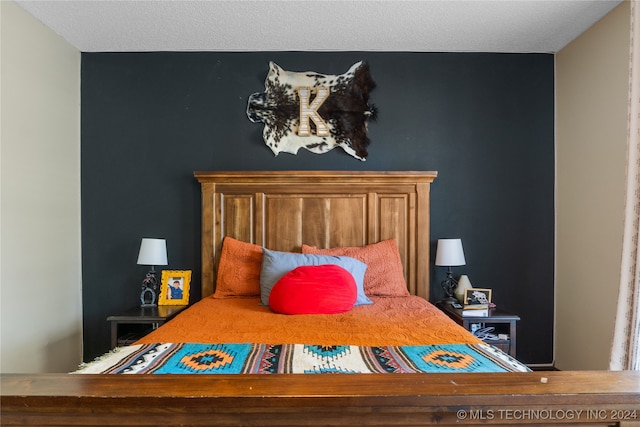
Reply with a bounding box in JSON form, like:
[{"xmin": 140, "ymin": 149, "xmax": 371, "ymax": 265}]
[{"xmin": 194, "ymin": 171, "xmax": 437, "ymax": 300}]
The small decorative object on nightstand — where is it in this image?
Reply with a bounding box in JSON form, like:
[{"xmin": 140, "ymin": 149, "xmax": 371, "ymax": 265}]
[
  {"xmin": 454, "ymin": 274, "xmax": 473, "ymax": 303},
  {"xmin": 137, "ymin": 238, "xmax": 168, "ymax": 307},
  {"xmin": 435, "ymin": 238, "xmax": 466, "ymax": 305}
]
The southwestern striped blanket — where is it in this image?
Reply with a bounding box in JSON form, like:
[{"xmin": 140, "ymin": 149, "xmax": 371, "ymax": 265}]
[{"xmin": 76, "ymin": 343, "xmax": 529, "ymax": 374}]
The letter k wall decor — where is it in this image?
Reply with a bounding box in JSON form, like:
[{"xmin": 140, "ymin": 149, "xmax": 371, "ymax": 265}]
[{"xmin": 246, "ymin": 61, "xmax": 376, "ymax": 161}]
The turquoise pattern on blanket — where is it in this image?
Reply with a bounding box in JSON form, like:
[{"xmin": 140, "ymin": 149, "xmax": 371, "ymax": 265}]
[
  {"xmin": 399, "ymin": 344, "xmax": 511, "ymax": 372},
  {"xmin": 154, "ymin": 343, "xmax": 253, "ymax": 374}
]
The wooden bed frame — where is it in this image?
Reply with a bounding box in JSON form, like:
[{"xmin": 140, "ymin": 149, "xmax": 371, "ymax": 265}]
[
  {"xmin": 197, "ymin": 170, "xmax": 434, "ymax": 299},
  {"xmin": 2, "ymin": 171, "xmax": 639, "ymax": 427}
]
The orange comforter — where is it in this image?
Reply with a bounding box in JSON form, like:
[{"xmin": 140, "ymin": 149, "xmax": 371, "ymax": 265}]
[{"xmin": 137, "ymin": 296, "xmax": 482, "ymax": 346}]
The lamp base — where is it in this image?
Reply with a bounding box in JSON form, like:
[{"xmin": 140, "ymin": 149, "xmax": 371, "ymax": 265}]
[
  {"xmin": 140, "ymin": 287, "xmax": 157, "ymax": 307},
  {"xmin": 439, "ymin": 272, "xmax": 458, "ymax": 301},
  {"xmin": 140, "ymin": 270, "xmax": 158, "ymax": 307}
]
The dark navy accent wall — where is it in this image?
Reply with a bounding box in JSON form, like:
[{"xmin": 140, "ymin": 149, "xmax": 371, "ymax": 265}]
[{"xmin": 81, "ymin": 52, "xmax": 554, "ymax": 365}]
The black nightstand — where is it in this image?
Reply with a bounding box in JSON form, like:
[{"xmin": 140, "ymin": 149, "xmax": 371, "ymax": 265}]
[
  {"xmin": 107, "ymin": 305, "xmax": 187, "ymax": 348},
  {"xmin": 436, "ymin": 302, "xmax": 520, "ymax": 357}
]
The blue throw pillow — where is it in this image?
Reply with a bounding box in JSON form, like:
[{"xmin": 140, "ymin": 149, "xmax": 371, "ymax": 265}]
[{"xmin": 260, "ymin": 248, "xmax": 372, "ymax": 306}]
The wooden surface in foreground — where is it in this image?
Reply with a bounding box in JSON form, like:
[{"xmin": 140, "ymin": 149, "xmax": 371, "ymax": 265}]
[{"xmin": 2, "ymin": 371, "xmax": 639, "ymax": 426}]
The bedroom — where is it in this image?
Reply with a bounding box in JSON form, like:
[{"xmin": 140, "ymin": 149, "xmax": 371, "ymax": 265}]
[{"xmin": 0, "ymin": 0, "xmax": 632, "ymax": 377}]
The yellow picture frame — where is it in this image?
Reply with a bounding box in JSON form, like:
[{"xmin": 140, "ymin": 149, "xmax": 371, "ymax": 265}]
[{"xmin": 159, "ymin": 270, "xmax": 191, "ymax": 306}]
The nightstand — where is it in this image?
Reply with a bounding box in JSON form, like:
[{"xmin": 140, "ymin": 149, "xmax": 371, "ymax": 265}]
[
  {"xmin": 436, "ymin": 302, "xmax": 520, "ymax": 357},
  {"xmin": 107, "ymin": 305, "xmax": 187, "ymax": 348}
]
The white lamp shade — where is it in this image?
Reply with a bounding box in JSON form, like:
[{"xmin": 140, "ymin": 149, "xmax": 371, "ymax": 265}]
[
  {"xmin": 137, "ymin": 238, "xmax": 168, "ymax": 266},
  {"xmin": 435, "ymin": 238, "xmax": 466, "ymax": 266}
]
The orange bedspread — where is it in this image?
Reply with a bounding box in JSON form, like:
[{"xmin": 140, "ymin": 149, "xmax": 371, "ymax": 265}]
[{"xmin": 137, "ymin": 296, "xmax": 482, "ymax": 346}]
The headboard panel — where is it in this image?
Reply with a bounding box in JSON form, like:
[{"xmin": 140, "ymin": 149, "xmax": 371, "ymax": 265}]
[{"xmin": 194, "ymin": 171, "xmax": 437, "ymax": 300}]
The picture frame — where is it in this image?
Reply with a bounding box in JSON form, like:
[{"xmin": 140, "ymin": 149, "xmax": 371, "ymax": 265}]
[
  {"xmin": 159, "ymin": 270, "xmax": 192, "ymax": 306},
  {"xmin": 463, "ymin": 288, "xmax": 492, "ymax": 306}
]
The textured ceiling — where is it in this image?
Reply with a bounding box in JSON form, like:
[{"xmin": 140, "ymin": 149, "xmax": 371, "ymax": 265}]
[{"xmin": 16, "ymin": 0, "xmax": 622, "ymax": 53}]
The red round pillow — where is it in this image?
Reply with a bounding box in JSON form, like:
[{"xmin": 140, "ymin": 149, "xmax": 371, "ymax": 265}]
[{"xmin": 268, "ymin": 264, "xmax": 357, "ymax": 315}]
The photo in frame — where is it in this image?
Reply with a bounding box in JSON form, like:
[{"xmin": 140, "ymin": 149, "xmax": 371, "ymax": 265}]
[
  {"xmin": 463, "ymin": 288, "xmax": 492, "ymax": 306},
  {"xmin": 159, "ymin": 270, "xmax": 191, "ymax": 305}
]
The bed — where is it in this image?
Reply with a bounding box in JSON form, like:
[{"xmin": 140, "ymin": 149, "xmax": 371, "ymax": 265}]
[{"xmin": 2, "ymin": 171, "xmax": 639, "ymax": 426}]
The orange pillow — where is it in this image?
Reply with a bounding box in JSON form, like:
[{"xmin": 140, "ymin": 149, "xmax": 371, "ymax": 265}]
[
  {"xmin": 302, "ymin": 239, "xmax": 409, "ymax": 297},
  {"xmin": 213, "ymin": 237, "xmax": 262, "ymax": 298}
]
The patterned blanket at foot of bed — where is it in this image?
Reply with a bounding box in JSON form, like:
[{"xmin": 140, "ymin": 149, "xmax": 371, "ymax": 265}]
[{"xmin": 76, "ymin": 343, "xmax": 530, "ymax": 374}]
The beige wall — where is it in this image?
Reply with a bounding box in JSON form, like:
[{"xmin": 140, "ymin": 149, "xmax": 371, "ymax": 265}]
[
  {"xmin": 555, "ymin": 1, "xmax": 630, "ymax": 370},
  {"xmin": 0, "ymin": 1, "xmax": 82, "ymax": 372}
]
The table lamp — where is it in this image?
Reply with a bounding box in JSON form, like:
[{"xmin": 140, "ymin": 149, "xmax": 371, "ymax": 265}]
[
  {"xmin": 137, "ymin": 238, "xmax": 168, "ymax": 306},
  {"xmin": 435, "ymin": 238, "xmax": 466, "ymax": 305}
]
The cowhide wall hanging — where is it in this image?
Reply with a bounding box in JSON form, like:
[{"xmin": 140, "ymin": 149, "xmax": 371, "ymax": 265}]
[{"xmin": 246, "ymin": 61, "xmax": 376, "ymax": 161}]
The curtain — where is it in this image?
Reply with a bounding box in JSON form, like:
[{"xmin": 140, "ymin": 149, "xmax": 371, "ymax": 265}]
[{"xmin": 611, "ymin": 0, "xmax": 640, "ymax": 371}]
